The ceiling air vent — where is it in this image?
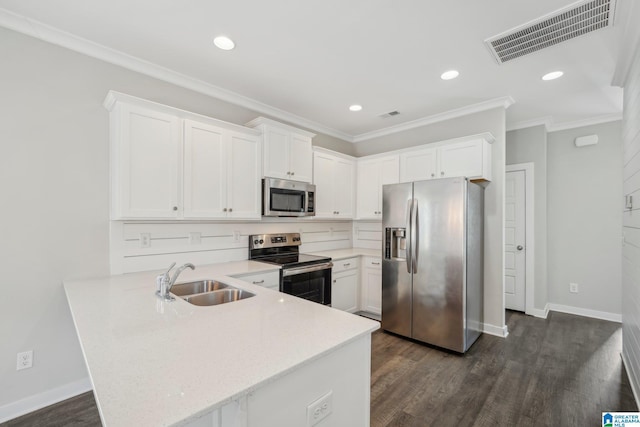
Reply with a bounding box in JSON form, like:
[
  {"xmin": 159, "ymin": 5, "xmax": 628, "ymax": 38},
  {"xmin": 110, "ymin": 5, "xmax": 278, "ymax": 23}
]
[
  {"xmin": 379, "ymin": 110, "xmax": 400, "ymax": 118},
  {"xmin": 485, "ymin": 0, "xmax": 616, "ymax": 64}
]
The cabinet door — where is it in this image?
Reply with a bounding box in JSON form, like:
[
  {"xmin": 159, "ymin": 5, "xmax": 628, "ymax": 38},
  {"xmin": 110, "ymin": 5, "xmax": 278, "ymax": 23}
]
[
  {"xmin": 289, "ymin": 133, "xmax": 313, "ymax": 183},
  {"xmin": 228, "ymin": 132, "xmax": 261, "ymax": 219},
  {"xmin": 356, "ymin": 160, "xmax": 380, "ymax": 219},
  {"xmin": 332, "ymin": 271, "xmax": 359, "ymax": 313},
  {"xmin": 362, "ymin": 268, "xmax": 382, "ymax": 315},
  {"xmin": 400, "ymin": 148, "xmax": 437, "ymax": 182},
  {"xmin": 333, "ymin": 158, "xmax": 355, "ymax": 218},
  {"xmin": 263, "ymin": 127, "xmax": 290, "ymax": 179},
  {"xmin": 313, "ymin": 152, "xmax": 335, "ymax": 218},
  {"xmin": 183, "ymin": 120, "xmax": 227, "ymax": 218},
  {"xmin": 438, "ymin": 139, "xmax": 484, "ymax": 179},
  {"xmin": 116, "ymin": 104, "xmax": 181, "ymax": 218}
]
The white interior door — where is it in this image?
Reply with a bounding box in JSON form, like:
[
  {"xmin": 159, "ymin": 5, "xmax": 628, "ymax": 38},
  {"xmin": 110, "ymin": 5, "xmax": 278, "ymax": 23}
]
[{"xmin": 505, "ymin": 170, "xmax": 526, "ymax": 311}]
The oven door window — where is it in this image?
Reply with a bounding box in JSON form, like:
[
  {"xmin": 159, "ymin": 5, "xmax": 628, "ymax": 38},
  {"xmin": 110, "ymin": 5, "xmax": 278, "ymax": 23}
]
[
  {"xmin": 282, "ymin": 268, "xmax": 331, "ymax": 305},
  {"xmin": 270, "ymin": 188, "xmax": 305, "ymax": 213}
]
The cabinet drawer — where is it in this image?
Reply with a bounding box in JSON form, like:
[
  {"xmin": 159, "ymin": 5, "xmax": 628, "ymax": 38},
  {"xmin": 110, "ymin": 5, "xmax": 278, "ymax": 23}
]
[
  {"xmin": 232, "ymin": 270, "xmax": 280, "ymax": 289},
  {"xmin": 363, "ymin": 257, "xmax": 382, "ymax": 269},
  {"xmin": 332, "ymin": 257, "xmax": 359, "ymax": 274}
]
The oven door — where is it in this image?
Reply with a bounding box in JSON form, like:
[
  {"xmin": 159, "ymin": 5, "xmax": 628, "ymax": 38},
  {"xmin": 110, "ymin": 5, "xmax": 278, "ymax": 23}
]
[{"xmin": 281, "ymin": 263, "xmax": 332, "ymax": 305}]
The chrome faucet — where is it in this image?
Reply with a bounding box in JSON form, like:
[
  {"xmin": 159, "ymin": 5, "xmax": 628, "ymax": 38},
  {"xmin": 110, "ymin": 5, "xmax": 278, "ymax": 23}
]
[{"xmin": 156, "ymin": 262, "xmax": 195, "ymax": 301}]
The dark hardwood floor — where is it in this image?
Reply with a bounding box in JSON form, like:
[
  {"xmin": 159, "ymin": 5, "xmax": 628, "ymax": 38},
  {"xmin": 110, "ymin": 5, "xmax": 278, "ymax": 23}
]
[
  {"xmin": 3, "ymin": 311, "xmax": 637, "ymax": 427},
  {"xmin": 370, "ymin": 311, "xmax": 638, "ymax": 427}
]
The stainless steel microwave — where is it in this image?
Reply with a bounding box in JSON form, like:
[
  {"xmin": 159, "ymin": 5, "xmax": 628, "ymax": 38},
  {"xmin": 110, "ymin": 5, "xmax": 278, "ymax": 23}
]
[{"xmin": 262, "ymin": 178, "xmax": 316, "ymax": 217}]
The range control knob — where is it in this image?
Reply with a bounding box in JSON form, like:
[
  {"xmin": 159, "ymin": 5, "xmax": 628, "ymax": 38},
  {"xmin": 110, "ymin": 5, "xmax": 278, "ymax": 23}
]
[
  {"xmin": 259, "ymin": 239, "xmax": 264, "ymax": 244},
  {"xmin": 253, "ymin": 240, "xmax": 259, "ymax": 245}
]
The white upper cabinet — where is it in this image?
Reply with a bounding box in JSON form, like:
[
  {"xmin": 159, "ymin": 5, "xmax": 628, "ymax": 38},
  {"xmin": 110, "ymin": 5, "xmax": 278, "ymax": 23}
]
[
  {"xmin": 183, "ymin": 120, "xmax": 261, "ymax": 220},
  {"xmin": 312, "ymin": 149, "xmax": 355, "ymax": 219},
  {"xmin": 110, "ymin": 103, "xmax": 182, "ymax": 219},
  {"xmin": 246, "ymin": 117, "xmax": 314, "ymax": 183},
  {"xmin": 356, "ymin": 155, "xmax": 399, "ymax": 219},
  {"xmin": 399, "ymin": 137, "xmax": 492, "ymax": 183},
  {"xmin": 438, "ymin": 138, "xmax": 491, "ymax": 181},
  {"xmin": 399, "ymin": 147, "xmax": 437, "ymax": 182},
  {"xmin": 105, "ymin": 91, "xmax": 261, "ymax": 220}
]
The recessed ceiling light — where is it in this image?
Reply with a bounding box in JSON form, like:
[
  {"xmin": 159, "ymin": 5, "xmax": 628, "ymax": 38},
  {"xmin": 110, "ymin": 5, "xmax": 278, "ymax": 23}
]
[
  {"xmin": 440, "ymin": 70, "xmax": 459, "ymax": 80},
  {"xmin": 349, "ymin": 104, "xmax": 363, "ymax": 112},
  {"xmin": 213, "ymin": 36, "xmax": 235, "ymax": 51},
  {"xmin": 542, "ymin": 71, "xmax": 564, "ymax": 81}
]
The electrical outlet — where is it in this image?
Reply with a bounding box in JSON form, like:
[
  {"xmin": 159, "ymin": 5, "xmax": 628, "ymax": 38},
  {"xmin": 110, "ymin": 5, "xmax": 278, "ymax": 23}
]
[
  {"xmin": 307, "ymin": 391, "xmax": 332, "ymax": 426},
  {"xmin": 17, "ymin": 350, "xmax": 33, "ymax": 370},
  {"xmin": 189, "ymin": 232, "xmax": 201, "ymax": 245},
  {"xmin": 569, "ymin": 282, "xmax": 579, "ymax": 293},
  {"xmin": 140, "ymin": 233, "xmax": 151, "ymax": 248},
  {"xmin": 233, "ymin": 231, "xmax": 240, "ymax": 242}
]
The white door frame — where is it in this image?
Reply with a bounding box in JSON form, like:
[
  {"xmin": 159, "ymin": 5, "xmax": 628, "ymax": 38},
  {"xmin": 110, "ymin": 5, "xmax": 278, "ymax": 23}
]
[{"xmin": 505, "ymin": 163, "xmax": 535, "ymax": 316}]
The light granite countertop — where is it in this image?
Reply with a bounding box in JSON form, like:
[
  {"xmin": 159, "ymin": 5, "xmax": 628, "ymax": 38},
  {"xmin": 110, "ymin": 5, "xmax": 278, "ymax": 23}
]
[{"xmin": 64, "ymin": 259, "xmax": 379, "ymax": 427}]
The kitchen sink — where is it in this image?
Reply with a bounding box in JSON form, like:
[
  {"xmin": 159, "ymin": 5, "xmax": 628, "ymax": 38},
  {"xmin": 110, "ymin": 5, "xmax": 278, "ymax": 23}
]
[
  {"xmin": 170, "ymin": 280, "xmax": 229, "ymax": 297},
  {"xmin": 182, "ymin": 289, "xmax": 255, "ymax": 306}
]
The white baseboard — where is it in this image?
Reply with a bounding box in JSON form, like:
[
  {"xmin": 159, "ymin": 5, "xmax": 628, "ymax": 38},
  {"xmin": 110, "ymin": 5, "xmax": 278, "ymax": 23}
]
[
  {"xmin": 547, "ymin": 303, "xmax": 622, "ymax": 323},
  {"xmin": 0, "ymin": 377, "xmax": 92, "ymax": 423},
  {"xmin": 527, "ymin": 303, "xmax": 549, "ymax": 319},
  {"xmin": 622, "ymin": 350, "xmax": 640, "ymax": 409},
  {"xmin": 483, "ymin": 322, "xmax": 509, "ymax": 338}
]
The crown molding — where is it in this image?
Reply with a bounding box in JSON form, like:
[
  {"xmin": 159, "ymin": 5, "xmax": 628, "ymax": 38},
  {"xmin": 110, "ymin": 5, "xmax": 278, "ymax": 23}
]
[
  {"xmin": 351, "ymin": 96, "xmax": 515, "ymax": 143},
  {"xmin": 0, "ymin": 7, "xmax": 352, "ymax": 142},
  {"xmin": 506, "ymin": 117, "xmax": 552, "ymax": 132},
  {"xmin": 611, "ymin": 0, "xmax": 640, "ymax": 87},
  {"xmin": 547, "ymin": 113, "xmax": 623, "ymax": 132}
]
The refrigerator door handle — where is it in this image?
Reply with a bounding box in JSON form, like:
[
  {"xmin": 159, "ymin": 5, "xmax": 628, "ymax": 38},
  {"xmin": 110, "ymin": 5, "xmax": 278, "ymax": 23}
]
[
  {"xmin": 411, "ymin": 199, "xmax": 418, "ymax": 273},
  {"xmin": 405, "ymin": 198, "xmax": 413, "ymax": 274}
]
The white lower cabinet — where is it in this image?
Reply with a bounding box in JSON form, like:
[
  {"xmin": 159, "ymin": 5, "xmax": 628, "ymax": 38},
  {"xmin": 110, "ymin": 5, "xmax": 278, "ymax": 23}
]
[
  {"xmin": 231, "ymin": 270, "xmax": 280, "ymax": 291},
  {"xmin": 331, "ymin": 257, "xmax": 359, "ymax": 313},
  {"xmin": 361, "ymin": 257, "xmax": 382, "ymax": 315}
]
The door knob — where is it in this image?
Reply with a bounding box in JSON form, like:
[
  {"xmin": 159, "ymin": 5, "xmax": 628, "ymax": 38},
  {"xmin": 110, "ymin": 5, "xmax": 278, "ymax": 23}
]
[{"xmin": 517, "ymin": 245, "xmax": 524, "ymax": 251}]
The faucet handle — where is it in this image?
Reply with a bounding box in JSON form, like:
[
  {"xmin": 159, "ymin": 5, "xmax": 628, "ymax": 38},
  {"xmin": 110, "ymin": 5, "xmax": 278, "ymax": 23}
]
[{"xmin": 163, "ymin": 262, "xmax": 176, "ymax": 276}]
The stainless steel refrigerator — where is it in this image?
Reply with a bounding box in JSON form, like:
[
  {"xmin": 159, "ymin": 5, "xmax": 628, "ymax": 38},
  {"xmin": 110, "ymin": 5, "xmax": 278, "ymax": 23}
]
[{"xmin": 381, "ymin": 177, "xmax": 484, "ymax": 353}]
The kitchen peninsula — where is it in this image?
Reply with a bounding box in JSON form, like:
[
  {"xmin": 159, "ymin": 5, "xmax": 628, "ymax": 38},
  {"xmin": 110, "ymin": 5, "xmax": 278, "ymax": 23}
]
[{"xmin": 64, "ymin": 261, "xmax": 379, "ymax": 427}]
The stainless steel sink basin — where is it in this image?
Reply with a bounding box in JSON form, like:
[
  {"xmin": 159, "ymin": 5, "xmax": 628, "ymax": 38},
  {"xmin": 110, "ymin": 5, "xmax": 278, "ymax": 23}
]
[
  {"xmin": 183, "ymin": 289, "xmax": 255, "ymax": 306},
  {"xmin": 170, "ymin": 280, "xmax": 229, "ymax": 297}
]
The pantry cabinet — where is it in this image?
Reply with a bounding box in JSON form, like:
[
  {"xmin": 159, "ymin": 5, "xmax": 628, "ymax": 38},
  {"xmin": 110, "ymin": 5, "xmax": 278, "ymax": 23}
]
[
  {"xmin": 105, "ymin": 91, "xmax": 261, "ymax": 220},
  {"xmin": 246, "ymin": 117, "xmax": 315, "ymax": 183},
  {"xmin": 313, "ymin": 149, "xmax": 355, "ymax": 219},
  {"xmin": 356, "ymin": 155, "xmax": 399, "ymax": 219}
]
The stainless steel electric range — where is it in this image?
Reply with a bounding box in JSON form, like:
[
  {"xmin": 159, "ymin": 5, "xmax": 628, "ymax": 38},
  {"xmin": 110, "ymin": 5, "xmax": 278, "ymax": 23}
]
[{"xmin": 249, "ymin": 233, "xmax": 333, "ymax": 306}]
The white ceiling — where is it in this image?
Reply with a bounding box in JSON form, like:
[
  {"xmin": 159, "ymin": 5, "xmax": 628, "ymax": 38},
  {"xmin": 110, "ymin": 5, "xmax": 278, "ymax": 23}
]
[{"xmin": 0, "ymin": 0, "xmax": 628, "ymax": 141}]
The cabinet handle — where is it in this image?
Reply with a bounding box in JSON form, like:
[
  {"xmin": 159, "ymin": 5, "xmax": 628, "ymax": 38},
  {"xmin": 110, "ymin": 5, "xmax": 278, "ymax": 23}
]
[
  {"xmin": 286, "ymin": 171, "xmax": 291, "ymax": 175},
  {"xmin": 291, "ymin": 172, "xmax": 295, "ymax": 176},
  {"xmin": 372, "ymin": 262, "xmax": 380, "ymax": 265},
  {"xmin": 333, "ymin": 280, "xmax": 337, "ymax": 283},
  {"xmin": 344, "ymin": 263, "xmax": 350, "ymax": 267},
  {"xmin": 252, "ymin": 280, "xmax": 265, "ymax": 284},
  {"xmin": 441, "ymin": 171, "xmax": 445, "ymax": 176},
  {"xmin": 229, "ymin": 208, "xmax": 233, "ymax": 212},
  {"xmin": 173, "ymin": 206, "xmax": 178, "ymax": 211},
  {"xmin": 223, "ymin": 208, "xmax": 227, "ymax": 212},
  {"xmin": 431, "ymin": 173, "xmax": 435, "ymax": 177},
  {"xmin": 336, "ymin": 211, "xmax": 339, "ymax": 214}
]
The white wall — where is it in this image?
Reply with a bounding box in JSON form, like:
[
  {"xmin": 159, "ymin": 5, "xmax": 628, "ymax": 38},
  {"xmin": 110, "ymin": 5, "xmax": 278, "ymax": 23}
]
[
  {"xmin": 547, "ymin": 121, "xmax": 623, "ymax": 317},
  {"xmin": 353, "ymin": 108, "xmax": 507, "ymax": 333},
  {"xmin": 0, "ymin": 26, "xmax": 354, "ymax": 418},
  {"xmin": 621, "ymin": 41, "xmax": 640, "ymax": 405},
  {"xmin": 506, "ymin": 125, "xmax": 548, "ymax": 311}
]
